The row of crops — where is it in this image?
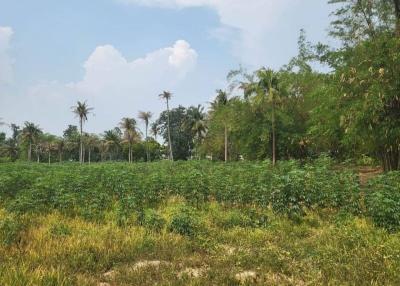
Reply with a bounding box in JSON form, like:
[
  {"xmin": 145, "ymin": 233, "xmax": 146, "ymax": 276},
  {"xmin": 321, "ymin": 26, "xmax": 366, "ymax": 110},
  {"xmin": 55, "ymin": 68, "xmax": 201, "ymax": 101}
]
[{"xmin": 0, "ymin": 158, "xmax": 399, "ymax": 231}]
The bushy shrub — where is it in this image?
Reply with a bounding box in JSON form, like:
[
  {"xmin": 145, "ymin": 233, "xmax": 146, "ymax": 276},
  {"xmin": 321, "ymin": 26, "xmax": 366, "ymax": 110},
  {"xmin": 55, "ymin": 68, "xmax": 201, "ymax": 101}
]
[
  {"xmin": 366, "ymin": 172, "xmax": 400, "ymax": 232},
  {"xmin": 142, "ymin": 209, "xmax": 166, "ymax": 232},
  {"xmin": 168, "ymin": 206, "xmax": 200, "ymax": 237}
]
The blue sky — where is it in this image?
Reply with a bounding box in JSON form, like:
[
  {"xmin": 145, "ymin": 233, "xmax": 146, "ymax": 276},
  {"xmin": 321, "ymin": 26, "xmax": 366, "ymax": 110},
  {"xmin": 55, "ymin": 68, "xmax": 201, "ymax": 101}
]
[{"xmin": 0, "ymin": 0, "xmax": 335, "ymax": 136}]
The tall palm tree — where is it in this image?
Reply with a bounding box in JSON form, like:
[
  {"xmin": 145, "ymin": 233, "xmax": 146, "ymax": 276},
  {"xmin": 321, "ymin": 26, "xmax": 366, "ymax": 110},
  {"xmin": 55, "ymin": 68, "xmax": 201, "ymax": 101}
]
[
  {"xmin": 21, "ymin": 122, "xmax": 42, "ymax": 162},
  {"xmin": 138, "ymin": 111, "xmax": 152, "ymax": 162},
  {"xmin": 159, "ymin": 91, "xmax": 174, "ymax": 160},
  {"xmin": 211, "ymin": 89, "xmax": 230, "ymax": 162},
  {"xmin": 72, "ymin": 101, "xmax": 93, "ymax": 163},
  {"xmin": 119, "ymin": 117, "xmax": 137, "ymax": 163}
]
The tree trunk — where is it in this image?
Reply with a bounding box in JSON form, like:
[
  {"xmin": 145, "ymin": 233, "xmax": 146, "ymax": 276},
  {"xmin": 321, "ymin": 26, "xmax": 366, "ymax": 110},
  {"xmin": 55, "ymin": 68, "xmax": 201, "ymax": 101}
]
[
  {"xmin": 145, "ymin": 123, "xmax": 150, "ymax": 162},
  {"xmin": 272, "ymin": 100, "xmax": 276, "ymax": 167},
  {"xmin": 394, "ymin": 0, "xmax": 400, "ymax": 36},
  {"xmin": 28, "ymin": 142, "xmax": 32, "ymax": 161},
  {"xmin": 166, "ymin": 99, "xmax": 174, "ymax": 161},
  {"xmin": 224, "ymin": 124, "xmax": 228, "ymax": 163},
  {"xmin": 48, "ymin": 151, "xmax": 51, "ymax": 165},
  {"xmin": 88, "ymin": 148, "xmax": 91, "ymax": 165},
  {"xmin": 79, "ymin": 119, "xmax": 83, "ymax": 164},
  {"xmin": 59, "ymin": 151, "xmax": 62, "ymax": 163}
]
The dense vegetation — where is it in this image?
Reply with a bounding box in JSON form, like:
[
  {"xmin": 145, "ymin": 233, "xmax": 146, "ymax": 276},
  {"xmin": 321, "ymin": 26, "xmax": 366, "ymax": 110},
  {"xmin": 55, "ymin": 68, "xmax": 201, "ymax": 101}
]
[
  {"xmin": 1, "ymin": 0, "xmax": 400, "ymax": 170},
  {"xmin": 1, "ymin": 161, "xmax": 400, "ymax": 285},
  {"xmin": 1, "ymin": 0, "xmax": 400, "ymax": 285}
]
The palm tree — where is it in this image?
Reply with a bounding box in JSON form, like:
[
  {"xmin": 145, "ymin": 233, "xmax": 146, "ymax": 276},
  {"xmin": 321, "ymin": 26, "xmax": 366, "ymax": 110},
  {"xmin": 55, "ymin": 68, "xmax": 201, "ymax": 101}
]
[
  {"xmin": 104, "ymin": 129, "xmax": 122, "ymax": 161},
  {"xmin": 211, "ymin": 89, "xmax": 229, "ymax": 162},
  {"xmin": 72, "ymin": 101, "xmax": 93, "ymax": 164},
  {"xmin": 185, "ymin": 105, "xmax": 207, "ymax": 159},
  {"xmin": 159, "ymin": 91, "xmax": 174, "ymax": 160},
  {"xmin": 41, "ymin": 134, "xmax": 56, "ymax": 164},
  {"xmin": 56, "ymin": 138, "xmax": 65, "ymax": 163},
  {"xmin": 138, "ymin": 111, "xmax": 152, "ymax": 162},
  {"xmin": 98, "ymin": 140, "xmax": 108, "ymax": 162},
  {"xmin": 150, "ymin": 123, "xmax": 160, "ymax": 141},
  {"xmin": 242, "ymin": 68, "xmax": 280, "ymax": 166},
  {"xmin": 119, "ymin": 118, "xmax": 137, "ymax": 163},
  {"xmin": 84, "ymin": 133, "xmax": 99, "ymax": 164},
  {"xmin": 21, "ymin": 122, "xmax": 42, "ymax": 161}
]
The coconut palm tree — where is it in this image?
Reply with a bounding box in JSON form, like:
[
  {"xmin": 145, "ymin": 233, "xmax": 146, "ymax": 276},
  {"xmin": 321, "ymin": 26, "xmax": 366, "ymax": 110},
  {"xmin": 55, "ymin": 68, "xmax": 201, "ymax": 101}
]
[
  {"xmin": 72, "ymin": 101, "xmax": 93, "ymax": 163},
  {"xmin": 242, "ymin": 68, "xmax": 281, "ymax": 166},
  {"xmin": 150, "ymin": 123, "xmax": 160, "ymax": 141},
  {"xmin": 55, "ymin": 138, "xmax": 65, "ymax": 163},
  {"xmin": 119, "ymin": 118, "xmax": 137, "ymax": 163},
  {"xmin": 185, "ymin": 105, "xmax": 207, "ymax": 159},
  {"xmin": 21, "ymin": 122, "xmax": 42, "ymax": 162},
  {"xmin": 104, "ymin": 129, "xmax": 122, "ymax": 161},
  {"xmin": 84, "ymin": 133, "xmax": 99, "ymax": 164},
  {"xmin": 159, "ymin": 91, "xmax": 173, "ymax": 160},
  {"xmin": 138, "ymin": 111, "xmax": 152, "ymax": 162},
  {"xmin": 211, "ymin": 89, "xmax": 230, "ymax": 162}
]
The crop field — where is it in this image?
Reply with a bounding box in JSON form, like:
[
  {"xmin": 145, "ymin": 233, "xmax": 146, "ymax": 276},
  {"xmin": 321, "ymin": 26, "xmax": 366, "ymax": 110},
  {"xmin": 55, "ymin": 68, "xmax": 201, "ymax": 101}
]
[{"xmin": 1, "ymin": 159, "xmax": 400, "ymax": 285}]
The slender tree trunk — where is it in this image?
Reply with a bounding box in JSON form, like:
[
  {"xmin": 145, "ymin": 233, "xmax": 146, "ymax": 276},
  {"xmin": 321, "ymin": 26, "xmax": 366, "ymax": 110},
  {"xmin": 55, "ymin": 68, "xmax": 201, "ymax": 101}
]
[
  {"xmin": 166, "ymin": 99, "xmax": 173, "ymax": 161},
  {"xmin": 48, "ymin": 151, "xmax": 51, "ymax": 165},
  {"xmin": 59, "ymin": 151, "xmax": 62, "ymax": 163},
  {"xmin": 79, "ymin": 118, "xmax": 83, "ymax": 164},
  {"xmin": 145, "ymin": 123, "xmax": 150, "ymax": 162},
  {"xmin": 37, "ymin": 147, "xmax": 40, "ymax": 163},
  {"xmin": 272, "ymin": 100, "xmax": 276, "ymax": 166},
  {"xmin": 224, "ymin": 124, "xmax": 228, "ymax": 163},
  {"xmin": 28, "ymin": 142, "xmax": 32, "ymax": 161},
  {"xmin": 394, "ymin": 0, "xmax": 400, "ymax": 36},
  {"xmin": 128, "ymin": 144, "xmax": 131, "ymax": 163},
  {"xmin": 88, "ymin": 147, "xmax": 91, "ymax": 165}
]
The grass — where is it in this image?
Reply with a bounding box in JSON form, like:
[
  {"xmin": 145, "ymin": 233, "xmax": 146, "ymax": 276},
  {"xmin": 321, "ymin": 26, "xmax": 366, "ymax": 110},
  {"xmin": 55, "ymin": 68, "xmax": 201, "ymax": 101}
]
[{"xmin": 0, "ymin": 161, "xmax": 399, "ymax": 285}]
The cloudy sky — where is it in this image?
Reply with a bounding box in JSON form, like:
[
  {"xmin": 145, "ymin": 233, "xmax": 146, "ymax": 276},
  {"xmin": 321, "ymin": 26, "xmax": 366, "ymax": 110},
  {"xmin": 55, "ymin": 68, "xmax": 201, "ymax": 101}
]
[{"xmin": 0, "ymin": 0, "xmax": 334, "ymax": 136}]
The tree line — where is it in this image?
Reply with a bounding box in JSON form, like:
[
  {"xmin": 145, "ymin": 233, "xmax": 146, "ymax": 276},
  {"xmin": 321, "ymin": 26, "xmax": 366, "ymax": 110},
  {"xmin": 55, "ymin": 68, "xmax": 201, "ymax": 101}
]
[{"xmin": 1, "ymin": 0, "xmax": 400, "ymax": 170}]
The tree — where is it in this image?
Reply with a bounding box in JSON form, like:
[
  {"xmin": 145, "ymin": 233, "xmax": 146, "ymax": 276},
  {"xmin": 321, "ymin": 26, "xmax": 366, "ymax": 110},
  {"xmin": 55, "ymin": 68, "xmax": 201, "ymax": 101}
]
[
  {"xmin": 84, "ymin": 133, "xmax": 99, "ymax": 164},
  {"xmin": 72, "ymin": 101, "xmax": 93, "ymax": 164},
  {"xmin": 138, "ymin": 111, "xmax": 153, "ymax": 162},
  {"xmin": 21, "ymin": 122, "xmax": 42, "ymax": 162},
  {"xmin": 184, "ymin": 105, "xmax": 207, "ymax": 159},
  {"xmin": 103, "ymin": 128, "xmax": 122, "ymax": 161},
  {"xmin": 151, "ymin": 122, "xmax": 160, "ymax": 141},
  {"xmin": 120, "ymin": 118, "xmax": 137, "ymax": 163},
  {"xmin": 210, "ymin": 89, "xmax": 230, "ymax": 162},
  {"xmin": 159, "ymin": 91, "xmax": 174, "ymax": 160},
  {"xmin": 155, "ymin": 106, "xmax": 194, "ymax": 160},
  {"xmin": 55, "ymin": 137, "xmax": 65, "ymax": 163}
]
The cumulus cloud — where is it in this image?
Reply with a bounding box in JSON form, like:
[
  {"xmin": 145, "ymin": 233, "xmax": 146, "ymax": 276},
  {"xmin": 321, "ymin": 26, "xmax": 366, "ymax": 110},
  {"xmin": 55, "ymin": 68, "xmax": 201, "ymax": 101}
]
[
  {"xmin": 21, "ymin": 40, "xmax": 197, "ymax": 134},
  {"xmin": 0, "ymin": 26, "xmax": 14, "ymax": 84},
  {"xmin": 117, "ymin": 0, "xmax": 294, "ymax": 65}
]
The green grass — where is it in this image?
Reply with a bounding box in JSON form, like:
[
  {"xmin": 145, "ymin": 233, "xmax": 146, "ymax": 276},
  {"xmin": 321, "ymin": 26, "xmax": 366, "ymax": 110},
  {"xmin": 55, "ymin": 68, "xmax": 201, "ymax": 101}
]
[{"xmin": 0, "ymin": 161, "xmax": 399, "ymax": 285}]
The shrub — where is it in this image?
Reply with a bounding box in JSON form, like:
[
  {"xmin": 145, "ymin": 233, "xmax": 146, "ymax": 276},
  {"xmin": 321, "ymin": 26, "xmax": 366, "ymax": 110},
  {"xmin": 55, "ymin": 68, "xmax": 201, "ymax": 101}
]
[
  {"xmin": 142, "ymin": 209, "xmax": 166, "ymax": 232},
  {"xmin": 168, "ymin": 206, "xmax": 200, "ymax": 237},
  {"xmin": 366, "ymin": 172, "xmax": 400, "ymax": 232}
]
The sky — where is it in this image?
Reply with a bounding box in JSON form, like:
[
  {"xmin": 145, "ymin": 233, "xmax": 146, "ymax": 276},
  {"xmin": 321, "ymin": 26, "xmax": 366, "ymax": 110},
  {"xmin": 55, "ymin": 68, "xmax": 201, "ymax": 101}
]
[{"xmin": 0, "ymin": 0, "xmax": 335, "ymax": 136}]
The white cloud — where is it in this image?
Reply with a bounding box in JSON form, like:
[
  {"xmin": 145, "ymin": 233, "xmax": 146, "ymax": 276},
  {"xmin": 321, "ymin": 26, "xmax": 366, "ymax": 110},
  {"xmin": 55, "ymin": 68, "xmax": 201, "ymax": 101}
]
[
  {"xmin": 0, "ymin": 26, "xmax": 14, "ymax": 84},
  {"xmin": 117, "ymin": 0, "xmax": 293, "ymax": 65},
  {"xmin": 20, "ymin": 40, "xmax": 197, "ymax": 134}
]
